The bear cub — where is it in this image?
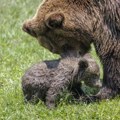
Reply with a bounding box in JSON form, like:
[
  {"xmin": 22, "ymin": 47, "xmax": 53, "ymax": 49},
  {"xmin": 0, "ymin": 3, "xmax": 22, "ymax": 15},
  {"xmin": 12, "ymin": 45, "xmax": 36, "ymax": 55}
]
[{"xmin": 22, "ymin": 54, "xmax": 101, "ymax": 108}]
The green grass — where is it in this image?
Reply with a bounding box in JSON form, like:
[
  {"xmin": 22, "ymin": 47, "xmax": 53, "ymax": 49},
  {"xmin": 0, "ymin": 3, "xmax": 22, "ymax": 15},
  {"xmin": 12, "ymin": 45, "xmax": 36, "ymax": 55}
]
[{"xmin": 0, "ymin": 0, "xmax": 120, "ymax": 120}]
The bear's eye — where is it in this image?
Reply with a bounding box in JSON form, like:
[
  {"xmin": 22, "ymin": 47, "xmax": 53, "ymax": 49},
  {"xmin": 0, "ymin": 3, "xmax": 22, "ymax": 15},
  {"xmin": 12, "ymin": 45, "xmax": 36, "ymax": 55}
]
[{"xmin": 45, "ymin": 13, "xmax": 64, "ymax": 29}]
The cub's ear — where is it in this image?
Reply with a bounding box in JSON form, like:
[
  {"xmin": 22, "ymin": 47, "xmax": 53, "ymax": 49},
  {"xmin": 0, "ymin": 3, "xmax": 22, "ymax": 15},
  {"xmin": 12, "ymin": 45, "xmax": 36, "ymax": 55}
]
[
  {"xmin": 45, "ymin": 12, "xmax": 64, "ymax": 29},
  {"xmin": 78, "ymin": 58, "xmax": 88, "ymax": 70},
  {"xmin": 72, "ymin": 58, "xmax": 88, "ymax": 79}
]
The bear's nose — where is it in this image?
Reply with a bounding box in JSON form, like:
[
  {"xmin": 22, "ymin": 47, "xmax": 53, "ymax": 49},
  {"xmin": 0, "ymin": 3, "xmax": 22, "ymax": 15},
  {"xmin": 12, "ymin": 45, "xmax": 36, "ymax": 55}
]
[
  {"xmin": 45, "ymin": 13, "xmax": 64, "ymax": 29},
  {"xmin": 22, "ymin": 22, "xmax": 37, "ymax": 37}
]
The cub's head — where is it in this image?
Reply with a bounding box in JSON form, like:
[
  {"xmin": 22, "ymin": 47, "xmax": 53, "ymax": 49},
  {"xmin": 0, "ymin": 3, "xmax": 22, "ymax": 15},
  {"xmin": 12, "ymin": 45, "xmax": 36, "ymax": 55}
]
[
  {"xmin": 80, "ymin": 58, "xmax": 102, "ymax": 88},
  {"xmin": 74, "ymin": 58, "xmax": 102, "ymax": 88}
]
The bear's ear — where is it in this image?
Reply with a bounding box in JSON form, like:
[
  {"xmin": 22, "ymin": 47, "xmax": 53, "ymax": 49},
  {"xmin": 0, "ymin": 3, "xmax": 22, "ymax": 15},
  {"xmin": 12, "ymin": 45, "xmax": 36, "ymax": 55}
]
[
  {"xmin": 45, "ymin": 12, "xmax": 64, "ymax": 29},
  {"xmin": 78, "ymin": 58, "xmax": 88, "ymax": 70}
]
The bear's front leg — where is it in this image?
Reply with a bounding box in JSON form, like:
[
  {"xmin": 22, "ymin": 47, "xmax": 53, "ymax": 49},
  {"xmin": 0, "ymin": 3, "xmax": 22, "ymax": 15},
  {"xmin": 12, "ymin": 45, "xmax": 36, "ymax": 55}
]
[
  {"xmin": 45, "ymin": 81, "xmax": 69, "ymax": 109},
  {"xmin": 45, "ymin": 88, "xmax": 58, "ymax": 109}
]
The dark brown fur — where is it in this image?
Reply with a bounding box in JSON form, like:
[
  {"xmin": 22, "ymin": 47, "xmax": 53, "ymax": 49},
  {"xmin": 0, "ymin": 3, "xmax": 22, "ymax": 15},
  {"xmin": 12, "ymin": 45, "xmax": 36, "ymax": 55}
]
[
  {"xmin": 23, "ymin": 0, "xmax": 120, "ymax": 100},
  {"xmin": 22, "ymin": 54, "xmax": 101, "ymax": 108}
]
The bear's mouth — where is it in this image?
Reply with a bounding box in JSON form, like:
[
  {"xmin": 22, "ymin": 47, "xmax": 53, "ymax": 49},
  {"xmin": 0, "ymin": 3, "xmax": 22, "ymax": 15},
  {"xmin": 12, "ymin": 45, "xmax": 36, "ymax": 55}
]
[
  {"xmin": 38, "ymin": 35, "xmax": 83, "ymax": 58},
  {"xmin": 37, "ymin": 35, "xmax": 62, "ymax": 54}
]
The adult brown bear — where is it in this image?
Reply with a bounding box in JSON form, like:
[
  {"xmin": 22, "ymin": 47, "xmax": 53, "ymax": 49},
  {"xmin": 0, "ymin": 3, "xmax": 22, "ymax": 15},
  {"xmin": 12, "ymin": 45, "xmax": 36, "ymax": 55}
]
[{"xmin": 23, "ymin": 0, "xmax": 120, "ymax": 100}]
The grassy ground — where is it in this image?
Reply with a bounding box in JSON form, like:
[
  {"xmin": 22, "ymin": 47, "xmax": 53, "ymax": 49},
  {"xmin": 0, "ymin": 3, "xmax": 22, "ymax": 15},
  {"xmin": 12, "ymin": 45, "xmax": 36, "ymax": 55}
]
[{"xmin": 0, "ymin": 0, "xmax": 120, "ymax": 120}]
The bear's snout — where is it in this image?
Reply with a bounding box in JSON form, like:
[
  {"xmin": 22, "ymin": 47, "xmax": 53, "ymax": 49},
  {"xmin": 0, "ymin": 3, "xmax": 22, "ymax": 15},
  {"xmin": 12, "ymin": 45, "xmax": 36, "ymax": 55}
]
[{"xmin": 22, "ymin": 20, "xmax": 37, "ymax": 37}]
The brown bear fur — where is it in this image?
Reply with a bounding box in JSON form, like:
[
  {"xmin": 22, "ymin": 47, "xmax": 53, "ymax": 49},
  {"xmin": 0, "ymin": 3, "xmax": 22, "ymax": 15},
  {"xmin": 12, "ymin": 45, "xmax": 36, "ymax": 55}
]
[
  {"xmin": 22, "ymin": 53, "xmax": 101, "ymax": 108},
  {"xmin": 23, "ymin": 0, "xmax": 120, "ymax": 100}
]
